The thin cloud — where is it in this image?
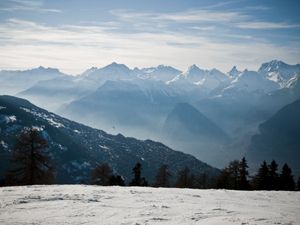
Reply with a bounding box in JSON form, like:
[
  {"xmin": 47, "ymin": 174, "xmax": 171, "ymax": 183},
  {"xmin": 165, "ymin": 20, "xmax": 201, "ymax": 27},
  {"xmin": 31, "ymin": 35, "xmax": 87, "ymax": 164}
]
[
  {"xmin": 0, "ymin": 0, "xmax": 61, "ymax": 13},
  {"xmin": 110, "ymin": 9, "xmax": 248, "ymax": 23},
  {"xmin": 237, "ymin": 22, "xmax": 300, "ymax": 29}
]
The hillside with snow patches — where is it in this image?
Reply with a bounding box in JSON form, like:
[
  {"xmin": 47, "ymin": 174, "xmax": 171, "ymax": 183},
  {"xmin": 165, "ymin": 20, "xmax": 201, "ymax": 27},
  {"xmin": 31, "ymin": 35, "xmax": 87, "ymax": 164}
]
[
  {"xmin": 0, "ymin": 185, "xmax": 299, "ymax": 225},
  {"xmin": 0, "ymin": 95, "xmax": 218, "ymax": 184}
]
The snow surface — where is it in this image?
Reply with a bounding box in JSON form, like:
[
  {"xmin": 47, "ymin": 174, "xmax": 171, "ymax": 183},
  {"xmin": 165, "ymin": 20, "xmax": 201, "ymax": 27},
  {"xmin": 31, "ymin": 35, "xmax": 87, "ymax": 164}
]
[{"xmin": 0, "ymin": 185, "xmax": 299, "ymax": 225}]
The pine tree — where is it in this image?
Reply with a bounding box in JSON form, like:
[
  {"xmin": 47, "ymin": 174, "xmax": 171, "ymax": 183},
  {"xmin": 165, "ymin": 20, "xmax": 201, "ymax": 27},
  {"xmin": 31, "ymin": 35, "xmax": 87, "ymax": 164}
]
[
  {"xmin": 279, "ymin": 163, "xmax": 295, "ymax": 191},
  {"xmin": 109, "ymin": 175, "xmax": 125, "ymax": 186},
  {"xmin": 8, "ymin": 127, "xmax": 54, "ymax": 185},
  {"xmin": 216, "ymin": 160, "xmax": 240, "ymax": 189},
  {"xmin": 238, "ymin": 157, "xmax": 249, "ymax": 190},
  {"xmin": 268, "ymin": 160, "xmax": 279, "ymax": 190},
  {"xmin": 195, "ymin": 172, "xmax": 212, "ymax": 189},
  {"xmin": 129, "ymin": 162, "xmax": 148, "ymax": 186},
  {"xmin": 175, "ymin": 167, "xmax": 192, "ymax": 188},
  {"xmin": 154, "ymin": 164, "xmax": 171, "ymax": 187},
  {"xmin": 297, "ymin": 177, "xmax": 300, "ymax": 191},
  {"xmin": 252, "ymin": 161, "xmax": 270, "ymax": 190},
  {"xmin": 91, "ymin": 163, "xmax": 112, "ymax": 185}
]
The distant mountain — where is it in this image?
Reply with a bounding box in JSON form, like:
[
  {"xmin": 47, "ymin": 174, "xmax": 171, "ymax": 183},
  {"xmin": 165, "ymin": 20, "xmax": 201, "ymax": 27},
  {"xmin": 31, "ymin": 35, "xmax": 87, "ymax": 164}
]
[
  {"xmin": 84, "ymin": 62, "xmax": 137, "ymax": 83},
  {"xmin": 139, "ymin": 65, "xmax": 181, "ymax": 81},
  {"xmin": 0, "ymin": 66, "xmax": 67, "ymax": 95},
  {"xmin": 58, "ymin": 79, "xmax": 184, "ymax": 139},
  {"xmin": 258, "ymin": 60, "xmax": 300, "ymax": 87},
  {"xmin": 18, "ymin": 76, "xmax": 97, "ymax": 112},
  {"xmin": 223, "ymin": 70, "xmax": 279, "ymax": 94},
  {"xmin": 0, "ymin": 95, "xmax": 219, "ymax": 183},
  {"xmin": 160, "ymin": 103, "xmax": 231, "ymax": 167},
  {"xmin": 163, "ymin": 102, "xmax": 229, "ymax": 142},
  {"xmin": 246, "ymin": 99, "xmax": 300, "ymax": 174},
  {"xmin": 168, "ymin": 65, "xmax": 230, "ymax": 93},
  {"xmin": 227, "ymin": 66, "xmax": 241, "ymax": 78}
]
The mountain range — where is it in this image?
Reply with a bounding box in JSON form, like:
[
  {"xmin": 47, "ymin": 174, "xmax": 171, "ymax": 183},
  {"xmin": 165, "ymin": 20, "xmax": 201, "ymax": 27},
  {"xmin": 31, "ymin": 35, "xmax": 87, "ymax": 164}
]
[
  {"xmin": 0, "ymin": 59, "xmax": 299, "ymax": 171},
  {"xmin": 0, "ymin": 95, "xmax": 218, "ymax": 183}
]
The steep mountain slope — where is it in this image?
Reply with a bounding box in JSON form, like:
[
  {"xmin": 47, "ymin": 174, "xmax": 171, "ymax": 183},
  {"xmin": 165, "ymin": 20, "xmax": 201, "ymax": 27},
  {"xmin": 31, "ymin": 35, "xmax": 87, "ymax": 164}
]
[
  {"xmin": 160, "ymin": 103, "xmax": 230, "ymax": 167},
  {"xmin": 0, "ymin": 95, "xmax": 218, "ymax": 184},
  {"xmin": 0, "ymin": 67, "xmax": 66, "ymax": 95},
  {"xmin": 246, "ymin": 99, "xmax": 300, "ymax": 174},
  {"xmin": 163, "ymin": 103, "xmax": 229, "ymax": 142}
]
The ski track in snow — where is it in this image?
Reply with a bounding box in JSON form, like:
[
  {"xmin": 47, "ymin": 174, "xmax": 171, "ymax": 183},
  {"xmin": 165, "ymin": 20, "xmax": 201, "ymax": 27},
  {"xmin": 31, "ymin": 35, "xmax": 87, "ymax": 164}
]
[{"xmin": 0, "ymin": 185, "xmax": 299, "ymax": 225}]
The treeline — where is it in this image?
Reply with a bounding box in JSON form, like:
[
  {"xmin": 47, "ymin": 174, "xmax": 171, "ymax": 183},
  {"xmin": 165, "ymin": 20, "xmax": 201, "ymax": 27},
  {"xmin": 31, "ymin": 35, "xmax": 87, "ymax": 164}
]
[
  {"xmin": 216, "ymin": 158, "xmax": 297, "ymax": 191},
  {"xmin": 1, "ymin": 128, "xmax": 300, "ymax": 191}
]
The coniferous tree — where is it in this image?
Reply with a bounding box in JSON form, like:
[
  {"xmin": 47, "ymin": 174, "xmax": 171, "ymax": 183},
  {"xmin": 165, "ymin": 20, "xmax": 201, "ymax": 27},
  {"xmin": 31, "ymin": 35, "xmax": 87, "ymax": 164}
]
[
  {"xmin": 7, "ymin": 127, "xmax": 54, "ymax": 185},
  {"xmin": 297, "ymin": 177, "xmax": 300, "ymax": 191},
  {"xmin": 129, "ymin": 162, "xmax": 148, "ymax": 186},
  {"xmin": 238, "ymin": 157, "xmax": 249, "ymax": 190},
  {"xmin": 252, "ymin": 161, "xmax": 270, "ymax": 190},
  {"xmin": 175, "ymin": 167, "xmax": 192, "ymax": 188},
  {"xmin": 279, "ymin": 163, "xmax": 295, "ymax": 191},
  {"xmin": 109, "ymin": 175, "xmax": 125, "ymax": 186},
  {"xmin": 195, "ymin": 172, "xmax": 213, "ymax": 189},
  {"xmin": 216, "ymin": 160, "xmax": 240, "ymax": 189},
  {"xmin": 154, "ymin": 164, "xmax": 171, "ymax": 187},
  {"xmin": 268, "ymin": 160, "xmax": 279, "ymax": 190},
  {"xmin": 91, "ymin": 163, "xmax": 112, "ymax": 185}
]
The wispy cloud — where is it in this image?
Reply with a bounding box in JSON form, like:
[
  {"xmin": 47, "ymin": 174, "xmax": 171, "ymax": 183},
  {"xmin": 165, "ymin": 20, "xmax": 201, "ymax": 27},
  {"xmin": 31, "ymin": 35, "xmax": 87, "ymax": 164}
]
[
  {"xmin": 0, "ymin": 0, "xmax": 61, "ymax": 13},
  {"xmin": 237, "ymin": 22, "xmax": 300, "ymax": 29},
  {"xmin": 110, "ymin": 9, "xmax": 248, "ymax": 24}
]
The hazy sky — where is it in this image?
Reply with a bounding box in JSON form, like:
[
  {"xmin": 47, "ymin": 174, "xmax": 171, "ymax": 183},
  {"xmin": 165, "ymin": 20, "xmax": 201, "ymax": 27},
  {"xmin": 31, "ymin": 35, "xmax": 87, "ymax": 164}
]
[{"xmin": 0, "ymin": 0, "xmax": 299, "ymax": 74}]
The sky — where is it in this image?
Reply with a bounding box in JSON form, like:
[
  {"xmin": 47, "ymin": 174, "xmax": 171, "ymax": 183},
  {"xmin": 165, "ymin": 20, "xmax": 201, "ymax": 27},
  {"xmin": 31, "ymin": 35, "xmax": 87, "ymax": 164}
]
[{"xmin": 0, "ymin": 0, "xmax": 299, "ymax": 74}]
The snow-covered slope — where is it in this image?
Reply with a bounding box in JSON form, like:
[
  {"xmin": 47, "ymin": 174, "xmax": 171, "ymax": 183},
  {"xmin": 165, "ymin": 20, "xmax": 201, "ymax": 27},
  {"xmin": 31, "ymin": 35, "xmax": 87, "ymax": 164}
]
[
  {"xmin": 258, "ymin": 60, "xmax": 300, "ymax": 87},
  {"xmin": 139, "ymin": 65, "xmax": 181, "ymax": 81},
  {"xmin": 169, "ymin": 65, "xmax": 230, "ymax": 92},
  {"xmin": 0, "ymin": 185, "xmax": 299, "ymax": 225},
  {"xmin": 223, "ymin": 70, "xmax": 279, "ymax": 94}
]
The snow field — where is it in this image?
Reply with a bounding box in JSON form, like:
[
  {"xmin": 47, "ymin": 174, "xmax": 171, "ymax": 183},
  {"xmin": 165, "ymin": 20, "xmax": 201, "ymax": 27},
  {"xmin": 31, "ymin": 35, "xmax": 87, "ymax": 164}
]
[{"xmin": 0, "ymin": 185, "xmax": 299, "ymax": 225}]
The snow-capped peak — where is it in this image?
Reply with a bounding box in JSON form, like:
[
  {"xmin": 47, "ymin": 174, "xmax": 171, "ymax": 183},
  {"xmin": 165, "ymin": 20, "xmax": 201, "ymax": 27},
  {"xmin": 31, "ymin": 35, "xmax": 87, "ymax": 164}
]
[
  {"xmin": 228, "ymin": 66, "xmax": 241, "ymax": 78},
  {"xmin": 258, "ymin": 60, "xmax": 300, "ymax": 87},
  {"xmin": 183, "ymin": 64, "xmax": 207, "ymax": 80},
  {"xmin": 258, "ymin": 60, "xmax": 288, "ymax": 73}
]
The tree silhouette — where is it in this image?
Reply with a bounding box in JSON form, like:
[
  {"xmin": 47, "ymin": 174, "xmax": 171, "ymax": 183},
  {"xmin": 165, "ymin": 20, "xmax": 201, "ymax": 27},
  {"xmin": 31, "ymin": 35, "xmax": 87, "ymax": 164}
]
[
  {"xmin": 7, "ymin": 127, "xmax": 54, "ymax": 185},
  {"xmin": 279, "ymin": 163, "xmax": 295, "ymax": 191},
  {"xmin": 129, "ymin": 162, "xmax": 148, "ymax": 186},
  {"xmin": 154, "ymin": 164, "xmax": 171, "ymax": 187},
  {"xmin": 91, "ymin": 163, "xmax": 113, "ymax": 185},
  {"xmin": 297, "ymin": 177, "xmax": 300, "ymax": 191},
  {"xmin": 216, "ymin": 160, "xmax": 240, "ymax": 189},
  {"xmin": 109, "ymin": 175, "xmax": 125, "ymax": 186},
  {"xmin": 175, "ymin": 167, "xmax": 192, "ymax": 188},
  {"xmin": 238, "ymin": 157, "xmax": 249, "ymax": 190},
  {"xmin": 252, "ymin": 161, "xmax": 270, "ymax": 190},
  {"xmin": 268, "ymin": 160, "xmax": 279, "ymax": 190}
]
